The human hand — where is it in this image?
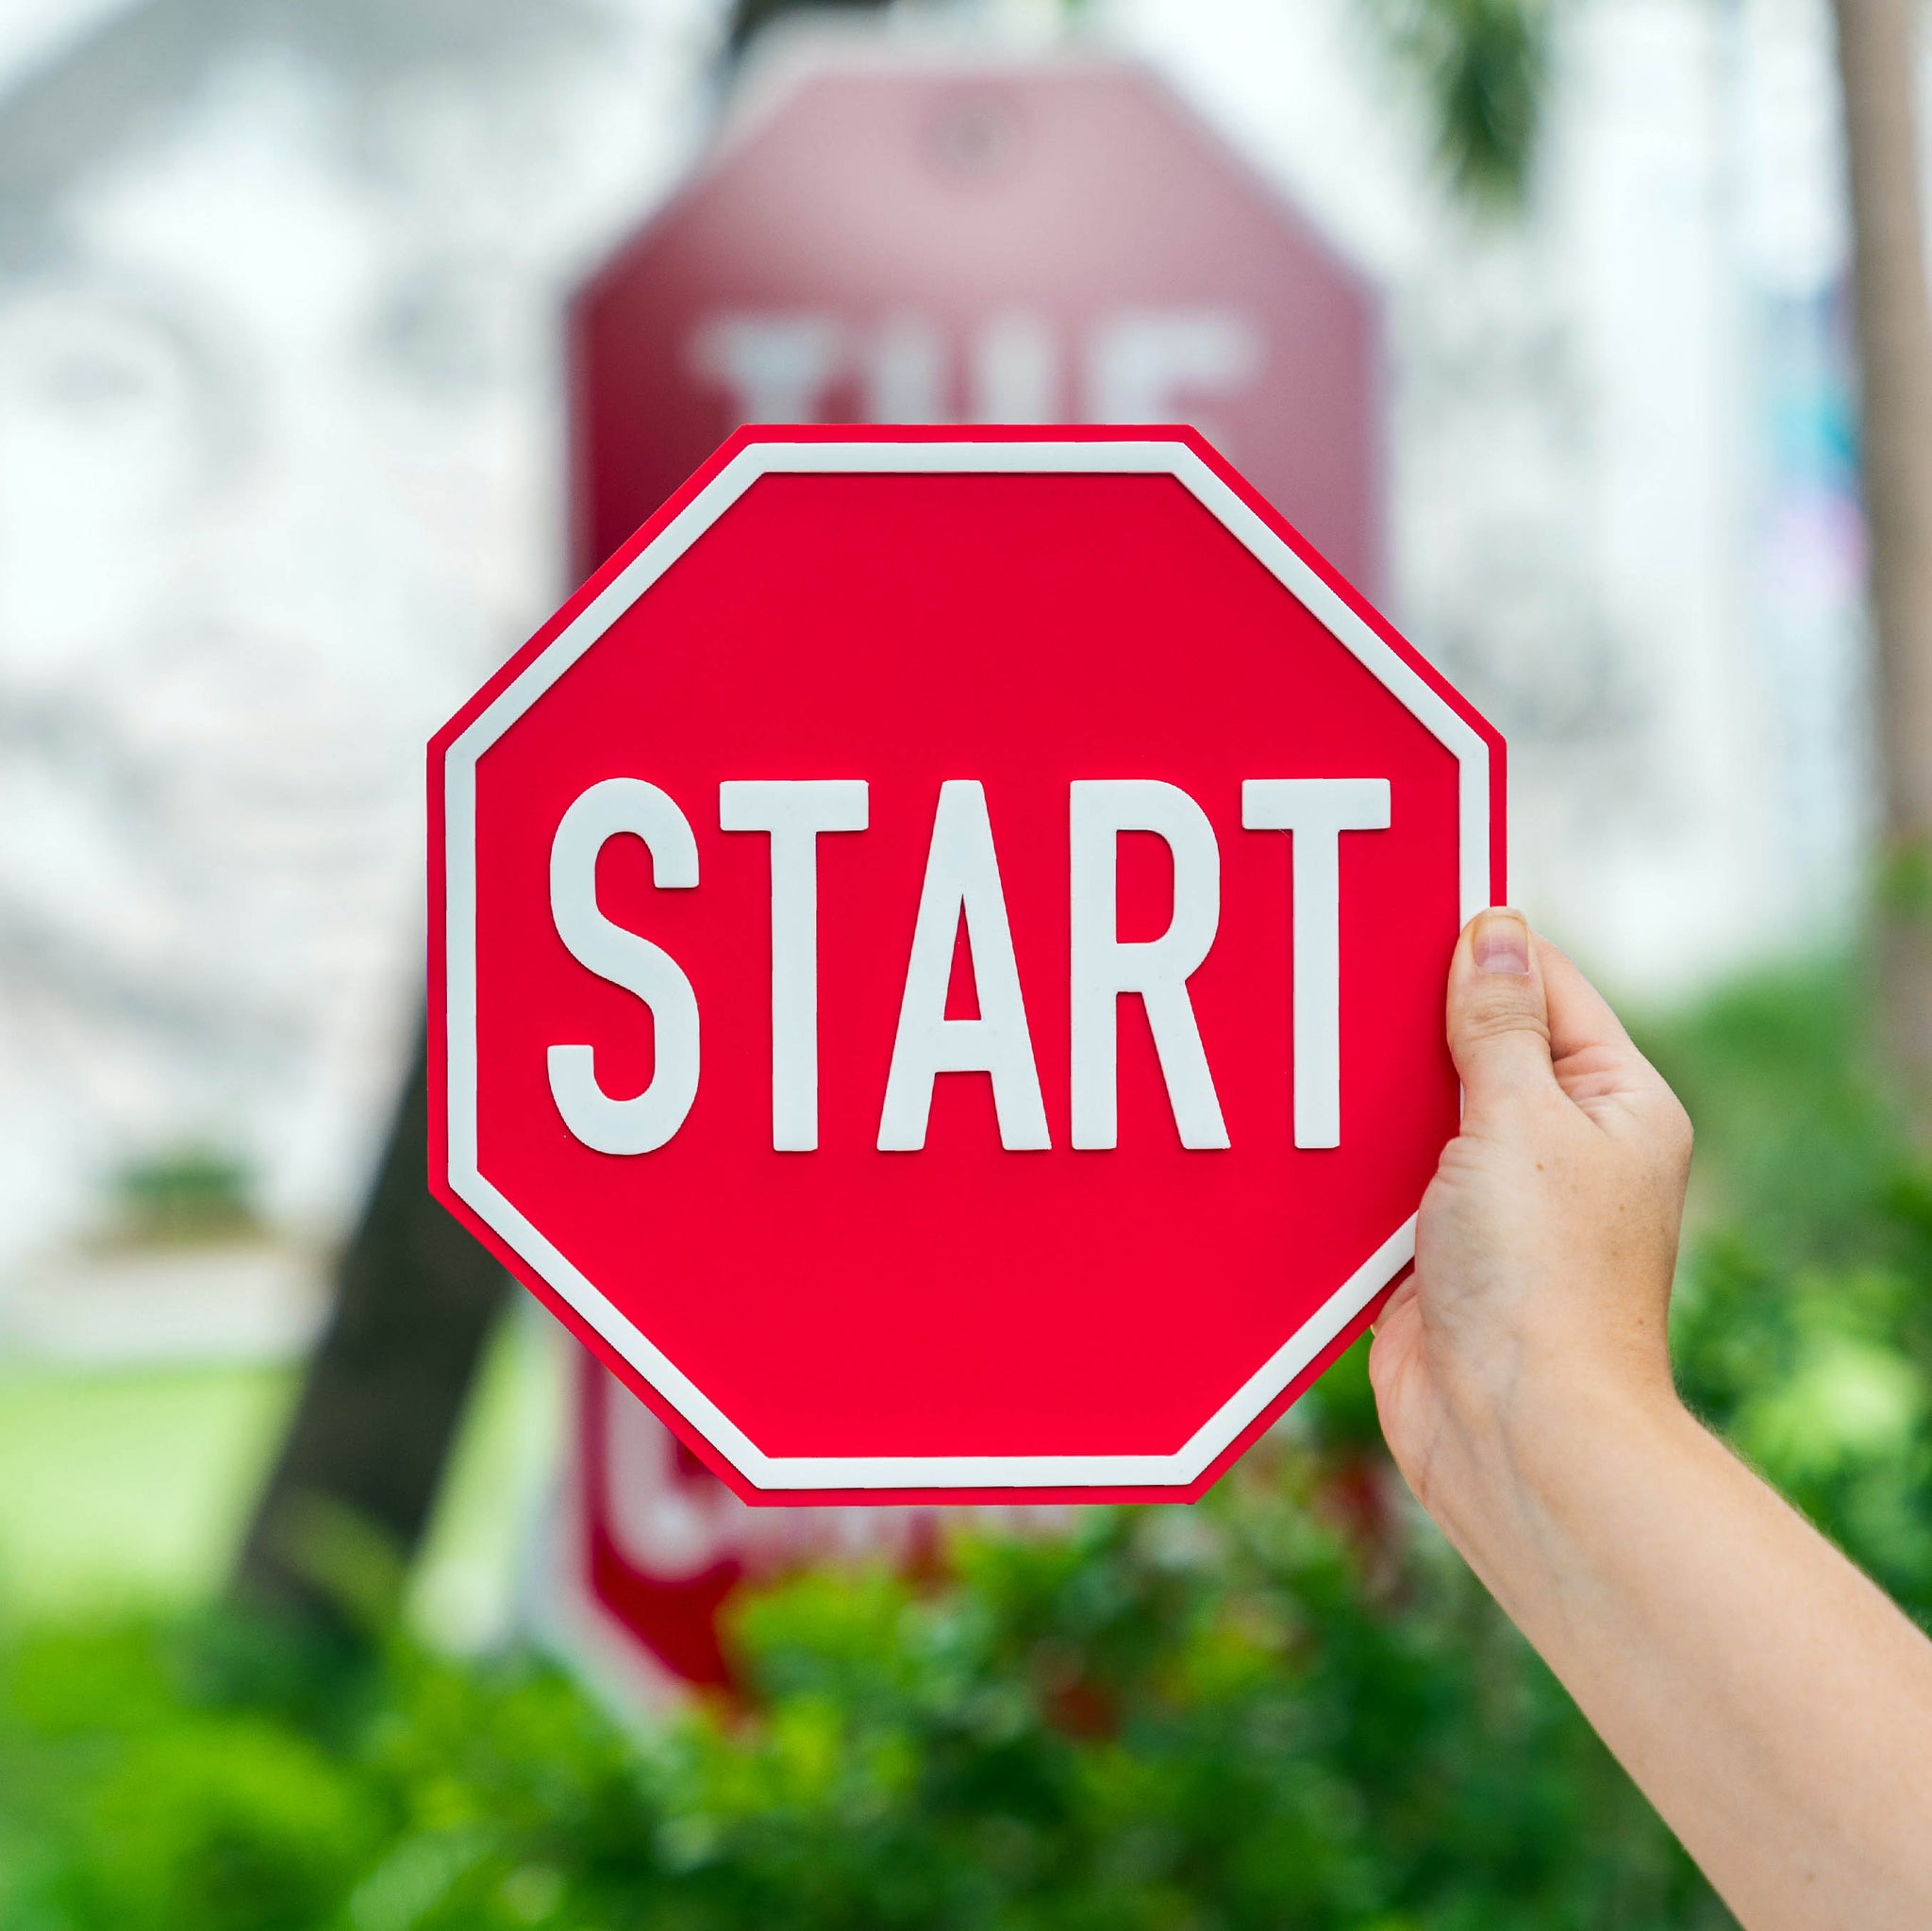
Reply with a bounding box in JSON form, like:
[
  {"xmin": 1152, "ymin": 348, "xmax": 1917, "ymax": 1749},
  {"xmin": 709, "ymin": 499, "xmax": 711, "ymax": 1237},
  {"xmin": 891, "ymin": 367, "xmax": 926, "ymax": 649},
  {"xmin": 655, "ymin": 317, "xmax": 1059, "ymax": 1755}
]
[
  {"xmin": 1369, "ymin": 916, "xmax": 1932, "ymax": 1929},
  {"xmin": 1369, "ymin": 909, "xmax": 1693, "ymax": 1543}
]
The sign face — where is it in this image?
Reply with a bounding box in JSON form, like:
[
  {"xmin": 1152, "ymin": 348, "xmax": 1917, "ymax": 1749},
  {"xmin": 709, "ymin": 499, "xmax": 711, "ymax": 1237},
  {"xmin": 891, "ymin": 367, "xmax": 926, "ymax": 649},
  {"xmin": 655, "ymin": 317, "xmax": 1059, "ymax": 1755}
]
[
  {"xmin": 569, "ymin": 54, "xmax": 1379, "ymax": 591},
  {"xmin": 431, "ymin": 426, "xmax": 1503, "ymax": 1504}
]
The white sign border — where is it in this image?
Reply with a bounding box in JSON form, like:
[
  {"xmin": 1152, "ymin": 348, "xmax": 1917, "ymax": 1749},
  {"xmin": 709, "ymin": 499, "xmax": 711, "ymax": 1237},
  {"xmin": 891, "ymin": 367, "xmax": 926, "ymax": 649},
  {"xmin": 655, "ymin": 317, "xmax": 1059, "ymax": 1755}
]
[{"xmin": 442, "ymin": 436, "xmax": 1491, "ymax": 1492}]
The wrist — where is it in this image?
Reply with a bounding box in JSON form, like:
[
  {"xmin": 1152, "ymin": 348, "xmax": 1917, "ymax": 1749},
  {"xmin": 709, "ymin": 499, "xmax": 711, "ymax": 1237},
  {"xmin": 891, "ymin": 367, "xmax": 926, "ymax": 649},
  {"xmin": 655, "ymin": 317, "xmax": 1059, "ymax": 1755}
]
[{"xmin": 1414, "ymin": 1361, "xmax": 1692, "ymax": 1601}]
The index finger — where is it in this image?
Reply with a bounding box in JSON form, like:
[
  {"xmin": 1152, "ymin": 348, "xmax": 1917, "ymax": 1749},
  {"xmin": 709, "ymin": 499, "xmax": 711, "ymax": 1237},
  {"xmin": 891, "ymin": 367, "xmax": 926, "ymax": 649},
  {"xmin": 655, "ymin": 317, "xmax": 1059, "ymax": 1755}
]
[{"xmin": 1535, "ymin": 933, "xmax": 1671, "ymax": 1114}]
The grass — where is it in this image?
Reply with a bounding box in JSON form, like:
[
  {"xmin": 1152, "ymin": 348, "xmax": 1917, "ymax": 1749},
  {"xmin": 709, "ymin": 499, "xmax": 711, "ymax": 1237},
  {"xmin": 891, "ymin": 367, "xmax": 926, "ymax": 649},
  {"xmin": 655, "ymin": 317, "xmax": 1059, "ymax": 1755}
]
[
  {"xmin": 0, "ymin": 1364, "xmax": 293, "ymax": 1613},
  {"xmin": 0, "ymin": 1307, "xmax": 566, "ymax": 1639}
]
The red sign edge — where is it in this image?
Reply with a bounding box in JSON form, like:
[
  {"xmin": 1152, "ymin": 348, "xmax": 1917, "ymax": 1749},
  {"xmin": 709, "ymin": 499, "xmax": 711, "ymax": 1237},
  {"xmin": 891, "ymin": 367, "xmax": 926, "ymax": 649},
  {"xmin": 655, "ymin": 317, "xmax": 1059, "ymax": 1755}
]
[{"xmin": 426, "ymin": 423, "xmax": 1507, "ymax": 1507}]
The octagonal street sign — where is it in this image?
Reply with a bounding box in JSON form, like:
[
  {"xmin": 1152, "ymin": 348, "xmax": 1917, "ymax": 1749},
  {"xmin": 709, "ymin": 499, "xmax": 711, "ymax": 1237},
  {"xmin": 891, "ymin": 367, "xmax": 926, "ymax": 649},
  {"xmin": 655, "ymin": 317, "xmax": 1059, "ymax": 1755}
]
[{"xmin": 429, "ymin": 425, "xmax": 1504, "ymax": 1505}]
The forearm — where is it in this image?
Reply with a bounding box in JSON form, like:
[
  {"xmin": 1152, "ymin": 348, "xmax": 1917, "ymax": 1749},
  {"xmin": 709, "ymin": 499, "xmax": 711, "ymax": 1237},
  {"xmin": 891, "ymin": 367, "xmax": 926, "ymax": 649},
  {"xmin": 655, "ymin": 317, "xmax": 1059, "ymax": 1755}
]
[{"xmin": 1426, "ymin": 1378, "xmax": 1932, "ymax": 1931}]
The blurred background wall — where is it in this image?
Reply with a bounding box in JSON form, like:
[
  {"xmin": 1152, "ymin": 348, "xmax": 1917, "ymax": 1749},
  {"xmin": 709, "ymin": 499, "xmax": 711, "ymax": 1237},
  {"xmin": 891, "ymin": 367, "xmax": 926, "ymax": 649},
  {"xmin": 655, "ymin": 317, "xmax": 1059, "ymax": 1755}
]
[{"xmin": 0, "ymin": 0, "xmax": 721, "ymax": 1293}]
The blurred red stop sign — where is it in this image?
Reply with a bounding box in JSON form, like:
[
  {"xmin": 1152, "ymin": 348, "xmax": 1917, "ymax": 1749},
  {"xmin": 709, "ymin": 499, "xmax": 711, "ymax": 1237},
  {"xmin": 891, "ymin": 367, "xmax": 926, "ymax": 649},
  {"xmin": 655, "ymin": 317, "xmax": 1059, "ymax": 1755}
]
[
  {"xmin": 430, "ymin": 427, "xmax": 1502, "ymax": 1504},
  {"xmin": 569, "ymin": 55, "xmax": 1381, "ymax": 589}
]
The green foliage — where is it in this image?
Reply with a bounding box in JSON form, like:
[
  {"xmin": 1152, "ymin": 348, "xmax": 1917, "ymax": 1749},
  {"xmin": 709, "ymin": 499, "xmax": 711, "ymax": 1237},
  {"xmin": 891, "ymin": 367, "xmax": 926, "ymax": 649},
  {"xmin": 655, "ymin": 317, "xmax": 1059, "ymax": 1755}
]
[
  {"xmin": 1641, "ymin": 957, "xmax": 1932, "ymax": 1623},
  {"xmin": 1641, "ymin": 954, "xmax": 1899, "ymax": 1259},
  {"xmin": 1364, "ymin": 0, "xmax": 1549, "ymax": 209},
  {"xmin": 107, "ymin": 1147, "xmax": 260, "ymax": 1246},
  {"xmin": 4, "ymin": 950, "xmax": 1925, "ymax": 1927},
  {"xmin": 708, "ymin": 1493, "xmax": 1718, "ymax": 1930},
  {"xmin": 0, "ymin": 1486, "xmax": 1718, "ymax": 1930}
]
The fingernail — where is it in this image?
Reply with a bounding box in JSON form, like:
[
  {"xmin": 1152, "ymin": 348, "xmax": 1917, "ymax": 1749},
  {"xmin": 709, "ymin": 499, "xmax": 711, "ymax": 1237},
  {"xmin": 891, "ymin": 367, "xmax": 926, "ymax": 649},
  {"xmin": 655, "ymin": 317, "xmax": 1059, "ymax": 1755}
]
[{"xmin": 1474, "ymin": 908, "xmax": 1530, "ymax": 976}]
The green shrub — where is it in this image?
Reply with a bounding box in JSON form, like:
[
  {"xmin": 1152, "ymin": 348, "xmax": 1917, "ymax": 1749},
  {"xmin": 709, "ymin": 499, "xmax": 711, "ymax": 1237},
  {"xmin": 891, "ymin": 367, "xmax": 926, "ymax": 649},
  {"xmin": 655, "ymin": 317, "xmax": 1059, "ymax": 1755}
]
[
  {"xmin": 106, "ymin": 1148, "xmax": 260, "ymax": 1247},
  {"xmin": 0, "ymin": 1490, "xmax": 1721, "ymax": 1930}
]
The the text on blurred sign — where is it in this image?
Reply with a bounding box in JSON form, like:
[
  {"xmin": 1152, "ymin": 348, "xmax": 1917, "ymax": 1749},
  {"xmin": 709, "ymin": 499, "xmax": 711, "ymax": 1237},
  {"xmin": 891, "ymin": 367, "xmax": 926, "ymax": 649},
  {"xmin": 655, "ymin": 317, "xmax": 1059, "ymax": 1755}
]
[{"xmin": 568, "ymin": 54, "xmax": 1382, "ymax": 588}]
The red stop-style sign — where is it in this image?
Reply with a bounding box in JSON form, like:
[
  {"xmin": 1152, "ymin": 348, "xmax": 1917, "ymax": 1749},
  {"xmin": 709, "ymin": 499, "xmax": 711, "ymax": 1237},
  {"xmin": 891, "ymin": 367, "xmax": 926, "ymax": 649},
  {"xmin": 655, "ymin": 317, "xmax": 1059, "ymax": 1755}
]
[
  {"xmin": 569, "ymin": 54, "xmax": 1380, "ymax": 591},
  {"xmin": 430, "ymin": 426, "xmax": 1503, "ymax": 1505}
]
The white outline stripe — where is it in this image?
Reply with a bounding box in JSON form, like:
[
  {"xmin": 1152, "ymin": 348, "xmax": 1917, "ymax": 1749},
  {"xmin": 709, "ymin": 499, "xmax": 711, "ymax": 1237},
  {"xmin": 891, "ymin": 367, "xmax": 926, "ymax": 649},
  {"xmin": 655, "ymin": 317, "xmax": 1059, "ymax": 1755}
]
[{"xmin": 441, "ymin": 437, "xmax": 1490, "ymax": 1490}]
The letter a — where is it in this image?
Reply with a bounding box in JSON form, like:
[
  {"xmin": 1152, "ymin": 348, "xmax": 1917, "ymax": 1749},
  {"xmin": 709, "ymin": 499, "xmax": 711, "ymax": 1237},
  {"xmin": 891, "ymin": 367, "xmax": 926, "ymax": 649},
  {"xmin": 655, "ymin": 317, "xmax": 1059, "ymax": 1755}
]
[{"xmin": 878, "ymin": 781, "xmax": 1050, "ymax": 1152}]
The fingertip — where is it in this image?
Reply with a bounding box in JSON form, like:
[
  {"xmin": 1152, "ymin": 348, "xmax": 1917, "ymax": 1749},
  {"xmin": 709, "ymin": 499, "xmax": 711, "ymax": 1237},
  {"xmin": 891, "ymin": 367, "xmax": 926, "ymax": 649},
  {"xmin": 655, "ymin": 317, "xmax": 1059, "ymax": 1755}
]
[
  {"xmin": 1445, "ymin": 907, "xmax": 1556, "ymax": 1102},
  {"xmin": 1470, "ymin": 907, "xmax": 1531, "ymax": 977}
]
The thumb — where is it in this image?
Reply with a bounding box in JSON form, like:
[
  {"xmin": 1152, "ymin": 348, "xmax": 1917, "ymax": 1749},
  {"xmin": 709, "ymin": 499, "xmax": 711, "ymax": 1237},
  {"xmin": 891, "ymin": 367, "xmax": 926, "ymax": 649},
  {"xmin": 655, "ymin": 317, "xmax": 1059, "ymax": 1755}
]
[{"xmin": 1446, "ymin": 907, "xmax": 1557, "ymax": 1114}]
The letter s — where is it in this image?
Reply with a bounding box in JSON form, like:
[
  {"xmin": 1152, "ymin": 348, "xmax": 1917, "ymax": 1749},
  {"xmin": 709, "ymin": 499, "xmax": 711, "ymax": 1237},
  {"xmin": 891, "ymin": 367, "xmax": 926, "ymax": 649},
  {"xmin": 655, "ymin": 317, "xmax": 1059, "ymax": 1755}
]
[{"xmin": 546, "ymin": 778, "xmax": 699, "ymax": 1154}]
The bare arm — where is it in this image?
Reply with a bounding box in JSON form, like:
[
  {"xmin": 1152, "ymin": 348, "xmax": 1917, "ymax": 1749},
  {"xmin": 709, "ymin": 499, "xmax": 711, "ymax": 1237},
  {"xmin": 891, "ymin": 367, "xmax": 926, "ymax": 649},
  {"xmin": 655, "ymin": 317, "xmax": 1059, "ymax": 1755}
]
[{"xmin": 1371, "ymin": 910, "xmax": 1932, "ymax": 1931}]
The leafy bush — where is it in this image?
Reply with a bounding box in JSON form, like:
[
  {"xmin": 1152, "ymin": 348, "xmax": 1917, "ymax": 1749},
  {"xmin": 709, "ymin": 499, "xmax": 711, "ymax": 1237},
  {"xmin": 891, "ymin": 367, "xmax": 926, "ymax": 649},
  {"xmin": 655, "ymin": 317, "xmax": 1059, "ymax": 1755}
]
[
  {"xmin": 1649, "ymin": 957, "xmax": 1932, "ymax": 1621},
  {"xmin": 3, "ymin": 952, "xmax": 1924, "ymax": 1929},
  {"xmin": 106, "ymin": 1147, "xmax": 261, "ymax": 1246},
  {"xmin": 0, "ymin": 1481, "xmax": 1718, "ymax": 1930}
]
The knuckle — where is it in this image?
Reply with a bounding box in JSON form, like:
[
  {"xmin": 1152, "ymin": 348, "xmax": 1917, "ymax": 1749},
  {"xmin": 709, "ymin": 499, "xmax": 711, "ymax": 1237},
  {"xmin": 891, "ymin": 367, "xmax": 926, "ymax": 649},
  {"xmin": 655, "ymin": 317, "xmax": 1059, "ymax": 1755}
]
[
  {"xmin": 1457, "ymin": 1003, "xmax": 1552, "ymax": 1050},
  {"xmin": 1647, "ymin": 1088, "xmax": 1693, "ymax": 1157}
]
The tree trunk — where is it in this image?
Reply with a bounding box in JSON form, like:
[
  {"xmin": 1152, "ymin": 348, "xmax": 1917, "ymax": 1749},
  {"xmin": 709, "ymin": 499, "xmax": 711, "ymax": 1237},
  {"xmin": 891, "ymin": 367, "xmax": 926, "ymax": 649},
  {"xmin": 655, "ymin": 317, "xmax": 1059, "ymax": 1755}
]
[
  {"xmin": 233, "ymin": 1041, "xmax": 508, "ymax": 1619},
  {"xmin": 724, "ymin": 0, "xmax": 894, "ymax": 58},
  {"xmin": 1831, "ymin": 0, "xmax": 1932, "ymax": 1138}
]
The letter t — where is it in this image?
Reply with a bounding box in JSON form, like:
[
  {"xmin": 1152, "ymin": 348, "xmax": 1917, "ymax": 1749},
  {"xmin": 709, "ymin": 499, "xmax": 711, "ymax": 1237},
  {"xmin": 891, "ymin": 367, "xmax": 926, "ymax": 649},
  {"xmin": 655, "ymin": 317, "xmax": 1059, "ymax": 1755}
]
[{"xmin": 1241, "ymin": 778, "xmax": 1391, "ymax": 1149}]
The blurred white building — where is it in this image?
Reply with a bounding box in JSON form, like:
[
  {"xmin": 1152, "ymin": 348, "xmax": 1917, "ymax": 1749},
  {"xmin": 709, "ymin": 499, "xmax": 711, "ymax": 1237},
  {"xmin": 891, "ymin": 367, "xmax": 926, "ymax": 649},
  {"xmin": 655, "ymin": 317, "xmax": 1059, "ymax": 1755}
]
[
  {"xmin": 0, "ymin": 0, "xmax": 724, "ymax": 1276},
  {"xmin": 0, "ymin": 0, "xmax": 1882, "ymax": 1276}
]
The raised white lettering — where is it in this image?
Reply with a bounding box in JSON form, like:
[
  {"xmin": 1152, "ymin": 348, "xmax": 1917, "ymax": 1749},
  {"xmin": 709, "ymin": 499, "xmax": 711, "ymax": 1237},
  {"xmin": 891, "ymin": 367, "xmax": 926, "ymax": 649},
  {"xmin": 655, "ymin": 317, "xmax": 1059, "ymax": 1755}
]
[
  {"xmin": 720, "ymin": 779, "xmax": 869, "ymax": 1152},
  {"xmin": 878, "ymin": 780, "xmax": 1051, "ymax": 1152},
  {"xmin": 547, "ymin": 779, "xmax": 701, "ymax": 1155},
  {"xmin": 1241, "ymin": 778, "xmax": 1391, "ymax": 1148},
  {"xmin": 1069, "ymin": 779, "xmax": 1228, "ymax": 1151}
]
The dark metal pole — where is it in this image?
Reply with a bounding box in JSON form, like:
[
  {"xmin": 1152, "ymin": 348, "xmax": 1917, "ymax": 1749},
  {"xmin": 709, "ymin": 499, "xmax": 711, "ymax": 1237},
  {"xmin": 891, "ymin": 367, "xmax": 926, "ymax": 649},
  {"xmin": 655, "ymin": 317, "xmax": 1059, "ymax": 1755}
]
[{"xmin": 233, "ymin": 1040, "xmax": 507, "ymax": 1617}]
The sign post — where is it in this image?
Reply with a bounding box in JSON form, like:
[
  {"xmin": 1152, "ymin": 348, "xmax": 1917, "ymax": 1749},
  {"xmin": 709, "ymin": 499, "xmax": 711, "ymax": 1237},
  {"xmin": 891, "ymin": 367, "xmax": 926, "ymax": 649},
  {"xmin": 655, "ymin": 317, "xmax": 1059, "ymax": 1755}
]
[{"xmin": 430, "ymin": 425, "xmax": 1503, "ymax": 1507}]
